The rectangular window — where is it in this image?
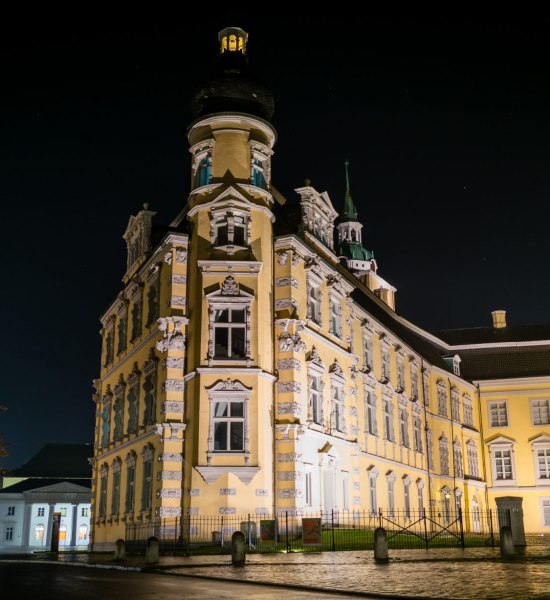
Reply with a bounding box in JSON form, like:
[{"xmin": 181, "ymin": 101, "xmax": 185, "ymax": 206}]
[
  {"xmin": 364, "ymin": 336, "xmax": 373, "ymax": 371},
  {"xmin": 397, "ymin": 360, "xmax": 405, "ymax": 391},
  {"xmin": 37, "ymin": 507, "xmax": 45, "ymax": 517},
  {"xmin": 384, "ymin": 400, "xmax": 394, "ymax": 442},
  {"xmin": 410, "ymin": 367, "xmax": 418, "ymax": 399},
  {"xmin": 366, "ymin": 390, "xmax": 377, "ymax": 436},
  {"xmin": 451, "ymin": 392, "xmax": 460, "ymax": 421},
  {"xmin": 369, "ymin": 476, "xmax": 378, "ymax": 515},
  {"xmin": 387, "ymin": 479, "xmax": 395, "ymax": 517},
  {"xmin": 329, "ymin": 297, "xmax": 342, "ymax": 338},
  {"xmin": 7, "ymin": 506, "xmax": 15, "ymax": 516},
  {"xmin": 440, "ymin": 443, "xmax": 449, "ymax": 475},
  {"xmin": 141, "ymin": 459, "xmax": 153, "ymax": 511},
  {"xmin": 413, "ymin": 417, "xmax": 423, "ymax": 452},
  {"xmin": 214, "ymin": 308, "xmax": 246, "ymax": 358},
  {"xmin": 454, "ymin": 446, "xmax": 463, "ymax": 478},
  {"xmin": 332, "ymin": 385, "xmax": 345, "ymax": 432},
  {"xmin": 99, "ymin": 475, "xmax": 108, "ymax": 518},
  {"xmin": 5, "ymin": 527, "xmax": 13, "ymax": 541},
  {"xmin": 463, "ymin": 400, "xmax": 473, "ymax": 426},
  {"xmin": 467, "ymin": 444, "xmax": 479, "ymax": 477},
  {"xmin": 490, "ymin": 401, "xmax": 508, "ymax": 427},
  {"xmin": 381, "ymin": 348, "xmax": 390, "ymax": 381},
  {"xmin": 214, "ymin": 401, "xmax": 244, "ymax": 451},
  {"xmin": 81, "ymin": 507, "xmax": 89, "ymax": 517},
  {"xmin": 537, "ymin": 448, "xmax": 550, "ymax": 479},
  {"xmin": 404, "ymin": 484, "xmax": 411, "ymax": 519},
  {"xmin": 532, "ymin": 399, "xmax": 550, "ymax": 425},
  {"xmin": 125, "ymin": 465, "xmax": 135, "ymax": 513},
  {"xmin": 35, "ymin": 524, "xmax": 45, "ymax": 542},
  {"xmin": 418, "ymin": 485, "xmax": 424, "ymax": 514},
  {"xmin": 308, "ymin": 285, "xmax": 322, "ymax": 325},
  {"xmin": 437, "ymin": 386, "xmax": 447, "ymax": 417},
  {"xmin": 400, "ymin": 408, "xmax": 409, "ymax": 448},
  {"xmin": 495, "ymin": 449, "xmax": 512, "ymax": 479},
  {"xmin": 310, "ymin": 375, "xmax": 323, "ymax": 425},
  {"xmin": 111, "ymin": 471, "xmax": 121, "ymax": 516},
  {"xmin": 542, "ymin": 499, "xmax": 550, "ymax": 527}
]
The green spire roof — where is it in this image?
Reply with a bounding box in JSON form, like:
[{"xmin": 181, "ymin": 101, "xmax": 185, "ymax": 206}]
[{"xmin": 342, "ymin": 159, "xmax": 358, "ymax": 221}]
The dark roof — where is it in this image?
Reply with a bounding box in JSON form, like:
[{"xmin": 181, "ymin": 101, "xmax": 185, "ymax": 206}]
[
  {"xmin": 0, "ymin": 478, "xmax": 91, "ymax": 494},
  {"xmin": 10, "ymin": 444, "xmax": 93, "ymax": 478},
  {"xmin": 433, "ymin": 324, "xmax": 550, "ymax": 345},
  {"xmin": 457, "ymin": 346, "xmax": 550, "ymax": 380}
]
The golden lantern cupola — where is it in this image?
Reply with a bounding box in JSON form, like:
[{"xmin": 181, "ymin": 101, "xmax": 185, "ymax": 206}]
[{"xmin": 219, "ymin": 27, "xmax": 248, "ymax": 54}]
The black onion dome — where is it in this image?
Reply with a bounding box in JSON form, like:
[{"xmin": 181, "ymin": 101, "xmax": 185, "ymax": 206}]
[{"xmin": 191, "ymin": 29, "xmax": 274, "ymax": 122}]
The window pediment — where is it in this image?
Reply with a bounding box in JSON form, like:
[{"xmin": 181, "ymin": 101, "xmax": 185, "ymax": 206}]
[
  {"xmin": 207, "ymin": 378, "xmax": 252, "ymax": 395},
  {"xmin": 486, "ymin": 434, "xmax": 516, "ymax": 446},
  {"xmin": 206, "ymin": 276, "xmax": 254, "ymax": 300},
  {"xmin": 529, "ymin": 433, "xmax": 550, "ymax": 446}
]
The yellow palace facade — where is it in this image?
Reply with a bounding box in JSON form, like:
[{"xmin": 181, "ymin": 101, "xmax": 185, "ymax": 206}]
[{"xmin": 90, "ymin": 27, "xmax": 550, "ymax": 549}]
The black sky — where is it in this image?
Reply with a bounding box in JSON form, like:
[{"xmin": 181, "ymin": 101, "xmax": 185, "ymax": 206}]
[{"xmin": 1, "ymin": 16, "xmax": 549, "ymax": 469}]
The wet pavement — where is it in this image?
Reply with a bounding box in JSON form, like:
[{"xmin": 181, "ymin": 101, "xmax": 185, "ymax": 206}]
[{"xmin": 3, "ymin": 543, "xmax": 550, "ymax": 599}]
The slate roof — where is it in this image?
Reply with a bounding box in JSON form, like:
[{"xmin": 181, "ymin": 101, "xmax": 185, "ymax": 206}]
[
  {"xmin": 9, "ymin": 444, "xmax": 93, "ymax": 478},
  {"xmin": 432, "ymin": 324, "xmax": 550, "ymax": 345},
  {"xmin": 0, "ymin": 478, "xmax": 91, "ymax": 494}
]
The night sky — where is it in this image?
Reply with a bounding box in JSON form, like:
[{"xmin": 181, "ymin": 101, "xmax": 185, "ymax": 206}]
[{"xmin": 1, "ymin": 16, "xmax": 549, "ymax": 469}]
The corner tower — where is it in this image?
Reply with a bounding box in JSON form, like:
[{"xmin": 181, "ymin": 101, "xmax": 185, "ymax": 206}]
[{"xmin": 176, "ymin": 27, "xmax": 278, "ymax": 517}]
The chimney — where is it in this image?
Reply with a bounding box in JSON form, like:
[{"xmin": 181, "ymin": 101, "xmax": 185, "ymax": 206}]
[{"xmin": 491, "ymin": 310, "xmax": 507, "ymax": 329}]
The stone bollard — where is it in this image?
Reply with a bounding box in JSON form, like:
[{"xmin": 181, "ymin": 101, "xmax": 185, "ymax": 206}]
[
  {"xmin": 145, "ymin": 536, "xmax": 160, "ymax": 565},
  {"xmin": 114, "ymin": 539, "xmax": 126, "ymax": 561},
  {"xmin": 231, "ymin": 531, "xmax": 246, "ymax": 566},
  {"xmin": 374, "ymin": 527, "xmax": 389, "ymax": 563},
  {"xmin": 500, "ymin": 525, "xmax": 515, "ymax": 557}
]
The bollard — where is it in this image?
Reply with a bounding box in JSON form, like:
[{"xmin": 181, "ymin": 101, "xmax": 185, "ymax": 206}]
[
  {"xmin": 500, "ymin": 525, "xmax": 515, "ymax": 557},
  {"xmin": 114, "ymin": 539, "xmax": 126, "ymax": 561},
  {"xmin": 231, "ymin": 531, "xmax": 246, "ymax": 566},
  {"xmin": 145, "ymin": 536, "xmax": 160, "ymax": 564},
  {"xmin": 374, "ymin": 527, "xmax": 389, "ymax": 563}
]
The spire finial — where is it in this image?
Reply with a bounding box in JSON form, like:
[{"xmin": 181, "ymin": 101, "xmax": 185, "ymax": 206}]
[{"xmin": 342, "ymin": 159, "xmax": 358, "ymax": 221}]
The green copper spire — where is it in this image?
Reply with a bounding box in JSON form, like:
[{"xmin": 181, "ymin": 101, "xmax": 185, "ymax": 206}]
[{"xmin": 342, "ymin": 159, "xmax": 358, "ymax": 221}]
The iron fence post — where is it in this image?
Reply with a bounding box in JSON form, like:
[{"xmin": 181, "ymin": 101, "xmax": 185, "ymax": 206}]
[
  {"xmin": 459, "ymin": 507, "xmax": 465, "ymax": 548},
  {"xmin": 285, "ymin": 511, "xmax": 290, "ymax": 552},
  {"xmin": 489, "ymin": 508, "xmax": 494, "ymax": 547},
  {"xmin": 423, "ymin": 507, "xmax": 428, "ymax": 550}
]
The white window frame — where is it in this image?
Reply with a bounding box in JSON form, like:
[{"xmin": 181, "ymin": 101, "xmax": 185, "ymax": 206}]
[
  {"xmin": 365, "ymin": 387, "xmax": 377, "ymax": 437},
  {"xmin": 413, "ymin": 415, "xmax": 423, "ymax": 453},
  {"xmin": 206, "ymin": 379, "xmax": 251, "ymax": 464},
  {"xmin": 307, "ymin": 273, "xmax": 323, "ymax": 326},
  {"xmin": 531, "ymin": 435, "xmax": 550, "ymax": 484},
  {"xmin": 531, "ymin": 398, "xmax": 550, "ymax": 426},
  {"xmin": 410, "ymin": 364, "xmax": 418, "ymax": 400},
  {"xmin": 439, "ymin": 435, "xmax": 450, "ymax": 476},
  {"xmin": 329, "ymin": 293, "xmax": 343, "ymax": 338},
  {"xmin": 463, "ymin": 394, "xmax": 473, "ymax": 426},
  {"xmin": 489, "ymin": 401, "xmax": 509, "ymax": 428},
  {"xmin": 487, "ymin": 436, "xmax": 516, "ymax": 485},
  {"xmin": 363, "ymin": 333, "xmax": 373, "ymax": 372},
  {"xmin": 380, "ymin": 344, "xmax": 390, "ymax": 384},
  {"xmin": 466, "ymin": 440, "xmax": 479, "ymax": 477},
  {"xmin": 368, "ymin": 467, "xmax": 378, "ymax": 516},
  {"xmin": 403, "ymin": 475, "xmax": 411, "ymax": 519},
  {"xmin": 330, "ymin": 382, "xmax": 346, "ymax": 434},
  {"xmin": 211, "ymin": 210, "xmax": 250, "ymax": 253},
  {"xmin": 396, "ymin": 357, "xmax": 405, "ymax": 392},
  {"xmin": 541, "ymin": 497, "xmax": 550, "ymax": 527},
  {"xmin": 399, "ymin": 405, "xmax": 409, "ymax": 448},
  {"xmin": 387, "ymin": 472, "xmax": 396, "ymax": 517},
  {"xmin": 437, "ymin": 380, "xmax": 447, "ymax": 417},
  {"xmin": 453, "ymin": 440, "xmax": 463, "ymax": 478},
  {"xmin": 451, "ymin": 388, "xmax": 460, "ymax": 421},
  {"xmin": 141, "ymin": 445, "xmax": 154, "ymax": 512},
  {"xmin": 383, "ymin": 396, "xmax": 395, "ymax": 442},
  {"xmin": 207, "ymin": 276, "xmax": 253, "ymax": 366}
]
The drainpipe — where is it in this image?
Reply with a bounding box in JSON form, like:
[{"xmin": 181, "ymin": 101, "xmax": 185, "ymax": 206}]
[
  {"xmin": 475, "ymin": 382, "xmax": 490, "ymax": 509},
  {"xmin": 449, "ymin": 378, "xmax": 457, "ymax": 510},
  {"xmin": 272, "ymin": 244, "xmax": 277, "ymax": 518},
  {"xmin": 420, "ymin": 359, "xmax": 433, "ymax": 512}
]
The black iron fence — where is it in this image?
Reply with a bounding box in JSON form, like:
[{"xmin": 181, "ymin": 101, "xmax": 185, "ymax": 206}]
[{"xmin": 124, "ymin": 508, "xmax": 511, "ymax": 555}]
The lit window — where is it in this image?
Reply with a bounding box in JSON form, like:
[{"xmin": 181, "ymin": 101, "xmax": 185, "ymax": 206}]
[
  {"xmin": 35, "ymin": 524, "xmax": 45, "ymax": 542},
  {"xmin": 78, "ymin": 524, "xmax": 88, "ymax": 541},
  {"xmin": 59, "ymin": 525, "xmax": 67, "ymax": 544},
  {"xmin": 195, "ymin": 155, "xmax": 212, "ymax": 188},
  {"xmin": 531, "ymin": 399, "xmax": 550, "ymax": 425},
  {"xmin": 489, "ymin": 401, "xmax": 508, "ymax": 427}
]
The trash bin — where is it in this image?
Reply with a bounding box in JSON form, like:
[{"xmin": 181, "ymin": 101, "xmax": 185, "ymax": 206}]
[{"xmin": 212, "ymin": 531, "xmax": 222, "ymax": 544}]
